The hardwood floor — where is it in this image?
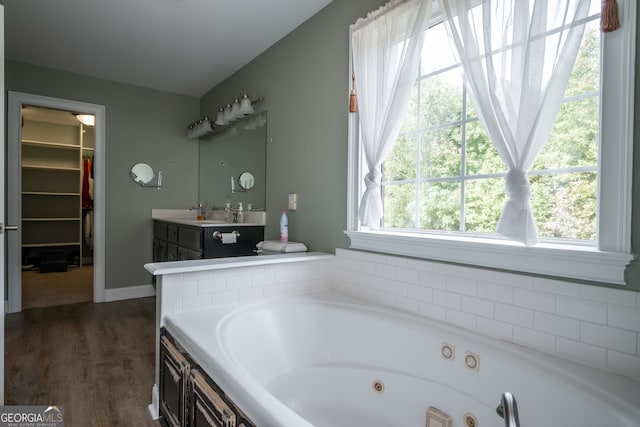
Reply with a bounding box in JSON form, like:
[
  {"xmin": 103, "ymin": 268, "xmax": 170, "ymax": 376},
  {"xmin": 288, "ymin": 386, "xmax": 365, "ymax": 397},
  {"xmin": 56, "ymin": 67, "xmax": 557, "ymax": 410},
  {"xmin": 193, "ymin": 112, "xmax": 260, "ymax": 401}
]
[
  {"xmin": 22, "ymin": 266, "xmax": 93, "ymax": 310},
  {"xmin": 5, "ymin": 297, "xmax": 159, "ymax": 427}
]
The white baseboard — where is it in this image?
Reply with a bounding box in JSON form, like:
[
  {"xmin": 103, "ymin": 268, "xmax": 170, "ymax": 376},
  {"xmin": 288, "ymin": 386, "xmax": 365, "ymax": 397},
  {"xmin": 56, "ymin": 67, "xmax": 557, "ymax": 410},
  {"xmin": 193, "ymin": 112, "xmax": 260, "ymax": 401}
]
[
  {"xmin": 148, "ymin": 384, "xmax": 159, "ymax": 420},
  {"xmin": 104, "ymin": 284, "xmax": 156, "ymax": 302}
]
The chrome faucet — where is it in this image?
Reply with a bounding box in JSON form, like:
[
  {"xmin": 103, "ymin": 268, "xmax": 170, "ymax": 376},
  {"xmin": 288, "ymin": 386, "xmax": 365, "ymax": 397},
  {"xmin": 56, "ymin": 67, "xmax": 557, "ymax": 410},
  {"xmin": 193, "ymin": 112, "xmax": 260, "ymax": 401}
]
[{"xmin": 496, "ymin": 392, "xmax": 520, "ymax": 427}]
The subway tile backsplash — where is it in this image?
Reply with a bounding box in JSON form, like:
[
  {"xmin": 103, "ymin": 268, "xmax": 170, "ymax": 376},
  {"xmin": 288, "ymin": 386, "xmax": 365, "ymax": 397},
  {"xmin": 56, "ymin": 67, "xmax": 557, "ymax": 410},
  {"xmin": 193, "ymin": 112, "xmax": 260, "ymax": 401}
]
[
  {"xmin": 158, "ymin": 249, "xmax": 640, "ymax": 380},
  {"xmin": 334, "ymin": 248, "xmax": 640, "ymax": 380},
  {"xmin": 159, "ymin": 259, "xmax": 334, "ymax": 322}
]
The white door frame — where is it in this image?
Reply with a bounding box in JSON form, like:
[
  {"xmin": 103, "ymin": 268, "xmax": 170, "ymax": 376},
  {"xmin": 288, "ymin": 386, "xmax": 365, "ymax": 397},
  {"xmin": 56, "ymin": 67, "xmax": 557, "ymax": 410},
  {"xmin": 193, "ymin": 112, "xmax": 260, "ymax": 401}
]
[
  {"xmin": 7, "ymin": 91, "xmax": 106, "ymax": 313},
  {"xmin": 1, "ymin": 5, "xmax": 6, "ymax": 403}
]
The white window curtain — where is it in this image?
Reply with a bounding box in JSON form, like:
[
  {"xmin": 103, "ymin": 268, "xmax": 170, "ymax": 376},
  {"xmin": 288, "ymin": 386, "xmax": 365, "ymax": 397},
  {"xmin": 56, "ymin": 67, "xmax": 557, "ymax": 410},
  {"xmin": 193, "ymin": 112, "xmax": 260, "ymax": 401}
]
[
  {"xmin": 440, "ymin": 0, "xmax": 591, "ymax": 245},
  {"xmin": 351, "ymin": 0, "xmax": 432, "ymax": 228}
]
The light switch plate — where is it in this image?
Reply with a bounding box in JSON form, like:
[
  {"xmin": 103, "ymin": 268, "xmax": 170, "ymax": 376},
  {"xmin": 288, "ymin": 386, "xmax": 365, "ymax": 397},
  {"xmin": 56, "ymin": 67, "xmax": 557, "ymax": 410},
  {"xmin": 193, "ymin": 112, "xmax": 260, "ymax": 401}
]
[{"xmin": 288, "ymin": 193, "xmax": 297, "ymax": 211}]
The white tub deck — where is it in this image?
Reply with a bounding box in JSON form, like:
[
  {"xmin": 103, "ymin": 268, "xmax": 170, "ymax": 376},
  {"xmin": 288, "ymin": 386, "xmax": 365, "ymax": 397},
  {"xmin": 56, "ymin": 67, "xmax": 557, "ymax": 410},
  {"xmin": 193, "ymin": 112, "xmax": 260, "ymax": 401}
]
[{"xmin": 164, "ymin": 292, "xmax": 640, "ymax": 427}]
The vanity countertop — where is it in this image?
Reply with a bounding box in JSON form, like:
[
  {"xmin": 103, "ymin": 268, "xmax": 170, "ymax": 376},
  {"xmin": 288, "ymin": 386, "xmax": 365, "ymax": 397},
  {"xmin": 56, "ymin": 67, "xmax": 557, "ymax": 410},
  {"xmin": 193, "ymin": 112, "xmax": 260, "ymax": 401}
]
[
  {"xmin": 154, "ymin": 217, "xmax": 265, "ymax": 227},
  {"xmin": 152, "ymin": 208, "xmax": 265, "ymax": 227}
]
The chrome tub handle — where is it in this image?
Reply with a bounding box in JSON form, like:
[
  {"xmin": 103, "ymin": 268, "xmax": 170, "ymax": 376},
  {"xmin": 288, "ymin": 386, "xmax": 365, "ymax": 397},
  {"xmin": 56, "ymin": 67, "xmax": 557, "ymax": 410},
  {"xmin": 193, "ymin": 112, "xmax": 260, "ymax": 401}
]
[{"xmin": 496, "ymin": 392, "xmax": 520, "ymax": 427}]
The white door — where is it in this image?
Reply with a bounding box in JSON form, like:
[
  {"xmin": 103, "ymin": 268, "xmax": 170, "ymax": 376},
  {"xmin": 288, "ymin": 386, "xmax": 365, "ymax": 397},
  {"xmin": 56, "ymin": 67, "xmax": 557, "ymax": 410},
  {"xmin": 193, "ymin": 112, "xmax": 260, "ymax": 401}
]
[{"xmin": 0, "ymin": 5, "xmax": 8, "ymax": 404}]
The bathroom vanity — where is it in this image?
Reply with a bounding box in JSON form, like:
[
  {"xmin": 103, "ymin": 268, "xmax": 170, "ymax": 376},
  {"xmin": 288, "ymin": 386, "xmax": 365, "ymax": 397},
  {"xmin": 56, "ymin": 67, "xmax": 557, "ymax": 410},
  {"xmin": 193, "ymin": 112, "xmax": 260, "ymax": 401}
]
[
  {"xmin": 152, "ymin": 221, "xmax": 264, "ymax": 261},
  {"xmin": 152, "ymin": 210, "xmax": 265, "ymax": 261}
]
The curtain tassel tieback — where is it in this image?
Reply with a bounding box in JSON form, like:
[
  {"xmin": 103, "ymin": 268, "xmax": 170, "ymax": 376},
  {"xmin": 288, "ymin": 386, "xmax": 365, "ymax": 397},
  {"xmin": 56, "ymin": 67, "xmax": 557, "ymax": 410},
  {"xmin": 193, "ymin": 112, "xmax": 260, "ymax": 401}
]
[
  {"xmin": 349, "ymin": 54, "xmax": 358, "ymax": 113},
  {"xmin": 601, "ymin": 0, "xmax": 620, "ymax": 33},
  {"xmin": 349, "ymin": 89, "xmax": 358, "ymax": 113}
]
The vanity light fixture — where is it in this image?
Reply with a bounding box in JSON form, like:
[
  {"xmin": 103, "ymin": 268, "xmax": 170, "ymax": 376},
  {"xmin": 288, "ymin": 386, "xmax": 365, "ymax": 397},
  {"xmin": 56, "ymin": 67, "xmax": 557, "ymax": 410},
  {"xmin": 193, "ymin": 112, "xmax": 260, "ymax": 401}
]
[
  {"xmin": 239, "ymin": 93, "xmax": 254, "ymax": 115},
  {"xmin": 187, "ymin": 116, "xmax": 213, "ymax": 139},
  {"xmin": 231, "ymin": 98, "xmax": 243, "ymax": 119},
  {"xmin": 201, "ymin": 117, "xmax": 213, "ymax": 133},
  {"xmin": 75, "ymin": 113, "xmax": 95, "ymax": 127},
  {"xmin": 223, "ymin": 103, "xmax": 235, "ymax": 122},
  {"xmin": 215, "ymin": 107, "xmax": 227, "ymax": 126},
  {"xmin": 186, "ymin": 94, "xmax": 264, "ymax": 139}
]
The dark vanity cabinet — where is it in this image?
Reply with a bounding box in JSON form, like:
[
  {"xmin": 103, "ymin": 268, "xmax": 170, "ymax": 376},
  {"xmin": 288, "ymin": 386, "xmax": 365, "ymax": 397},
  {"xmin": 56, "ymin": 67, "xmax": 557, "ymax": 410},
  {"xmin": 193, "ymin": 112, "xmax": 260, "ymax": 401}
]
[
  {"xmin": 153, "ymin": 221, "xmax": 264, "ymax": 262},
  {"xmin": 159, "ymin": 329, "xmax": 256, "ymax": 427}
]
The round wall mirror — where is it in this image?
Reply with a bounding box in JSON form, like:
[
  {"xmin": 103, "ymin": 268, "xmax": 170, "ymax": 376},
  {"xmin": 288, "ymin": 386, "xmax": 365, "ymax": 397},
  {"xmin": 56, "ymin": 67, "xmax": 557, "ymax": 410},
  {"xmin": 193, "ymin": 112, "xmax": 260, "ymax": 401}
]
[
  {"xmin": 238, "ymin": 171, "xmax": 255, "ymax": 190},
  {"xmin": 130, "ymin": 163, "xmax": 154, "ymax": 185}
]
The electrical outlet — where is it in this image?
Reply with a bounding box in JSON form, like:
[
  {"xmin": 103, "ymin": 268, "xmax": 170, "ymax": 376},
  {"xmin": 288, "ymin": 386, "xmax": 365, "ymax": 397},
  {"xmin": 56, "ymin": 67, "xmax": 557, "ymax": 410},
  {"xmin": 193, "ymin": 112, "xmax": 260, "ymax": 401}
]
[{"xmin": 288, "ymin": 193, "xmax": 297, "ymax": 211}]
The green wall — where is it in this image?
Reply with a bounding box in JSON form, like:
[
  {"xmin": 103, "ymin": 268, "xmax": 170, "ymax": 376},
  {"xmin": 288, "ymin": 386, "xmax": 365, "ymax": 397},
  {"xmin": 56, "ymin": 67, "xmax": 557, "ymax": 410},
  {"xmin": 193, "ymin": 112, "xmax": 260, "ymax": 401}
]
[
  {"xmin": 6, "ymin": 60, "xmax": 200, "ymax": 290},
  {"xmin": 201, "ymin": 0, "xmax": 388, "ymax": 254},
  {"xmin": 203, "ymin": 0, "xmax": 640, "ymax": 291}
]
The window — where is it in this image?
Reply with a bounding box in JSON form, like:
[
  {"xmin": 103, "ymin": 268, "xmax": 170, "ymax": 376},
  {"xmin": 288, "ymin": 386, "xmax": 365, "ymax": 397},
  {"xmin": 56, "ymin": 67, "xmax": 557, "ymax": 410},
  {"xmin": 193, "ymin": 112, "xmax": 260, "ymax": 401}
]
[
  {"xmin": 384, "ymin": 15, "xmax": 600, "ymax": 240},
  {"xmin": 347, "ymin": 1, "xmax": 635, "ymax": 285}
]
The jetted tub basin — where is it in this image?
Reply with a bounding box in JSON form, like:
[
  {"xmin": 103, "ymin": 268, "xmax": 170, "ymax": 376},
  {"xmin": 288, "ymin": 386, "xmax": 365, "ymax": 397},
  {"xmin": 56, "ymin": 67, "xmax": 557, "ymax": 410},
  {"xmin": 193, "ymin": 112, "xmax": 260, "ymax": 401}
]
[{"xmin": 163, "ymin": 292, "xmax": 640, "ymax": 427}]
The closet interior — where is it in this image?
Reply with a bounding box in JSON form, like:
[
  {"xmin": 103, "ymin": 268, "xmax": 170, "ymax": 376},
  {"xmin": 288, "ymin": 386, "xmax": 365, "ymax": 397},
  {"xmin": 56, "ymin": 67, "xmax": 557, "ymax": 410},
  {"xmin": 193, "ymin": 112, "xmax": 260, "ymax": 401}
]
[{"xmin": 20, "ymin": 106, "xmax": 94, "ymax": 308}]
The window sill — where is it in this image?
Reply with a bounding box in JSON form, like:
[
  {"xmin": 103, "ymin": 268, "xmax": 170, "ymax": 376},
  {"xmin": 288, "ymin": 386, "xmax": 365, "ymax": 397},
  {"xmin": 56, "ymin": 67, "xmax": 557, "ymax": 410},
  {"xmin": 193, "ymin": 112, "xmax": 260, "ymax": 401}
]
[{"xmin": 345, "ymin": 230, "xmax": 634, "ymax": 285}]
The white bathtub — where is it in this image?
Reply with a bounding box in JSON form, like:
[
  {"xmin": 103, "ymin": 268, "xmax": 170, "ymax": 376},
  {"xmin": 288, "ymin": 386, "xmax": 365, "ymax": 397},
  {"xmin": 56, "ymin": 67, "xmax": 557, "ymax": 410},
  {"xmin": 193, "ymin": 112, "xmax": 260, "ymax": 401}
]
[{"xmin": 164, "ymin": 292, "xmax": 640, "ymax": 427}]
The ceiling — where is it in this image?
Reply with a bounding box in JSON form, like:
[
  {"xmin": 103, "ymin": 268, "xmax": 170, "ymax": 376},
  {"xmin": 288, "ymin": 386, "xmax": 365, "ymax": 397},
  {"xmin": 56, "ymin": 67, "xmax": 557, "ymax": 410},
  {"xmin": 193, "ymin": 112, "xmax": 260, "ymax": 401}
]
[{"xmin": 1, "ymin": 0, "xmax": 334, "ymax": 97}]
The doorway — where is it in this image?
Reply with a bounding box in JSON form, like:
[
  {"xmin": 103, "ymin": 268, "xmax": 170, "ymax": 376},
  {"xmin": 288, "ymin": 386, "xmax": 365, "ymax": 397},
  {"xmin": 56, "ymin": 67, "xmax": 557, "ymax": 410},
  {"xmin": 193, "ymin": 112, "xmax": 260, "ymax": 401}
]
[{"xmin": 7, "ymin": 92, "xmax": 105, "ymax": 313}]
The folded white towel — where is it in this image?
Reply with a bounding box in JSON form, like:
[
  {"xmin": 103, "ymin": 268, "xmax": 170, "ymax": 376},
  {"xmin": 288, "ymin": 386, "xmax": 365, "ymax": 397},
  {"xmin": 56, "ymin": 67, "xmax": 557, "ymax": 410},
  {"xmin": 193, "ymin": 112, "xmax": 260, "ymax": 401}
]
[{"xmin": 257, "ymin": 240, "xmax": 308, "ymax": 253}]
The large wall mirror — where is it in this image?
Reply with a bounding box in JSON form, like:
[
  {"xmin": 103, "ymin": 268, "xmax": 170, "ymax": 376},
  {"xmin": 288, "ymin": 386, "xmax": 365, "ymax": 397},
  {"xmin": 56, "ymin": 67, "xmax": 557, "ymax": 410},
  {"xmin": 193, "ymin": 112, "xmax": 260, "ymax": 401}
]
[{"xmin": 198, "ymin": 111, "xmax": 267, "ymax": 210}]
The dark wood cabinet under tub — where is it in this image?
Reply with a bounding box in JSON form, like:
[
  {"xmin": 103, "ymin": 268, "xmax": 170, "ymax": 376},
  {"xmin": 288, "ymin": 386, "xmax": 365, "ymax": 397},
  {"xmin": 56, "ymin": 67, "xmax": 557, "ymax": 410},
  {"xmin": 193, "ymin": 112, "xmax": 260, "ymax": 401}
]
[
  {"xmin": 190, "ymin": 369, "xmax": 238, "ymax": 427},
  {"xmin": 159, "ymin": 329, "xmax": 256, "ymax": 427},
  {"xmin": 159, "ymin": 335, "xmax": 190, "ymax": 427},
  {"xmin": 153, "ymin": 220, "xmax": 264, "ymax": 262}
]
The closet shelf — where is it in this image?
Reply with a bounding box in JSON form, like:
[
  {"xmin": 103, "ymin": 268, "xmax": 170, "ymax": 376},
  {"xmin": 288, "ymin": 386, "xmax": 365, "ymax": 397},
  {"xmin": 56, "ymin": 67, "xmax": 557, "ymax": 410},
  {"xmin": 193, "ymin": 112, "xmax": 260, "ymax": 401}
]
[
  {"xmin": 22, "ymin": 217, "xmax": 81, "ymax": 222},
  {"xmin": 22, "ymin": 139, "xmax": 81, "ymax": 150},
  {"xmin": 22, "ymin": 164, "xmax": 81, "ymax": 171},
  {"xmin": 22, "ymin": 191, "xmax": 81, "ymax": 196},
  {"xmin": 22, "ymin": 242, "xmax": 81, "ymax": 248}
]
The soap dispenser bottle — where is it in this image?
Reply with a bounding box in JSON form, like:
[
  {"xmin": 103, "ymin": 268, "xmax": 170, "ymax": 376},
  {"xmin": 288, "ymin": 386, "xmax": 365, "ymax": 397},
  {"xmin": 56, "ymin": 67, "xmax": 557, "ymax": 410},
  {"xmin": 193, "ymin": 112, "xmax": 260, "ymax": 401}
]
[
  {"xmin": 224, "ymin": 200, "xmax": 232, "ymax": 223},
  {"xmin": 237, "ymin": 202, "xmax": 244, "ymax": 223},
  {"xmin": 196, "ymin": 202, "xmax": 205, "ymax": 221}
]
